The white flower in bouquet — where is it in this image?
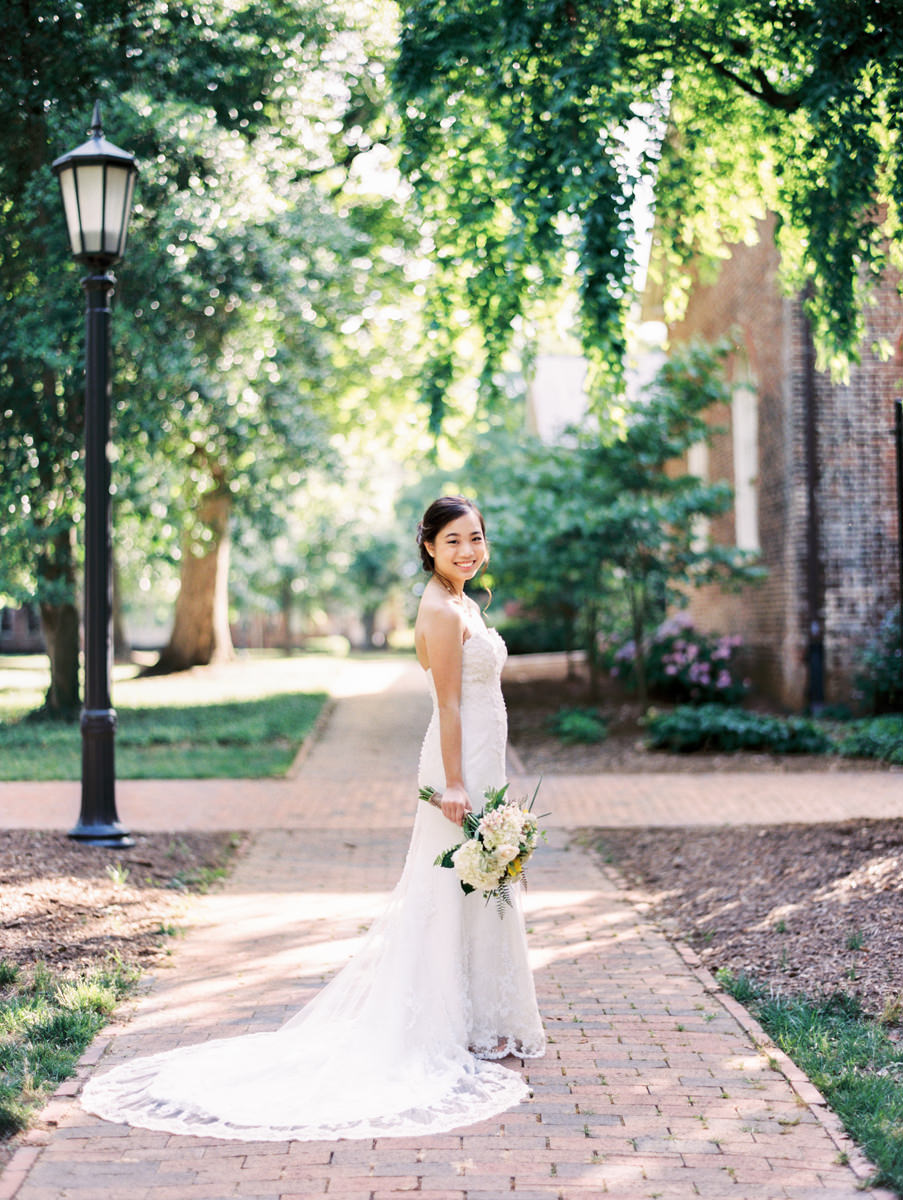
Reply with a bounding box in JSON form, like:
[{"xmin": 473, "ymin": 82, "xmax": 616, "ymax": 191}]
[
  {"xmin": 478, "ymin": 805, "xmax": 525, "ymax": 851},
  {"xmin": 452, "ymin": 840, "xmax": 503, "ymax": 892},
  {"xmin": 419, "ymin": 780, "xmax": 546, "ymax": 915},
  {"xmin": 494, "ymin": 842, "xmax": 520, "ymax": 867}
]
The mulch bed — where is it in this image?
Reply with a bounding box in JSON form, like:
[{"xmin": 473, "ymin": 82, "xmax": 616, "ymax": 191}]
[
  {"xmin": 0, "ymin": 830, "xmax": 243, "ymax": 1168},
  {"xmin": 503, "ymin": 671, "xmax": 903, "ymax": 1021},
  {"xmin": 595, "ymin": 820, "xmax": 903, "ymax": 1022},
  {"xmin": 0, "ymin": 830, "xmax": 244, "ymax": 974}
]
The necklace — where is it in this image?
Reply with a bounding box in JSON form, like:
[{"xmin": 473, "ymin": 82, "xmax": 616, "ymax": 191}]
[{"xmin": 432, "ymin": 572, "xmax": 463, "ymax": 600}]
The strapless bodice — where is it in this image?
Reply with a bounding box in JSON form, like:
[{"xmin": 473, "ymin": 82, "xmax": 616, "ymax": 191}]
[
  {"xmin": 424, "ymin": 622, "xmax": 507, "ymax": 690},
  {"xmin": 419, "ymin": 621, "xmax": 508, "ymax": 799}
]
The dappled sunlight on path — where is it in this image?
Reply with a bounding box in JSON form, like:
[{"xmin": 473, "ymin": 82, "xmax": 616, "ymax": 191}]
[{"xmin": 2, "ymin": 655, "xmax": 896, "ymax": 1199}]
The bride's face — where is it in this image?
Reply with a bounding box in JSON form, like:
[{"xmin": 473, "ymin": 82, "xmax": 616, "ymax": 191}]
[{"xmin": 426, "ymin": 513, "xmax": 487, "ymax": 588}]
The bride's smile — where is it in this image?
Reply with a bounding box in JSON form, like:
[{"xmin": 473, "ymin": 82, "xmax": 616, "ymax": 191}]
[{"xmin": 424, "ymin": 512, "xmax": 487, "ymax": 592}]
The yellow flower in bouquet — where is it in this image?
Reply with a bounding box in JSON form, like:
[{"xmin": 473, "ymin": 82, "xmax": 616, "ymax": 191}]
[{"xmin": 419, "ymin": 781, "xmax": 545, "ymax": 915}]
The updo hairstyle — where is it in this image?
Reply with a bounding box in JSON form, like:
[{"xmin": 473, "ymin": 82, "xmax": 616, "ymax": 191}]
[{"xmin": 416, "ymin": 496, "xmax": 489, "ymax": 575}]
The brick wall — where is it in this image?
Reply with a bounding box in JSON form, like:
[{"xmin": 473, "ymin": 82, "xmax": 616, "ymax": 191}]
[
  {"xmin": 0, "ymin": 606, "xmax": 45, "ymax": 653},
  {"xmin": 668, "ymin": 216, "xmax": 902, "ymax": 709}
]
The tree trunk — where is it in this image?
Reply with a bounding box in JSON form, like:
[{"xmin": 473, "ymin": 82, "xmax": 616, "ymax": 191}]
[
  {"xmin": 279, "ymin": 576, "xmax": 295, "ymax": 652},
  {"xmin": 361, "ymin": 608, "xmax": 378, "ymax": 649},
  {"xmin": 146, "ymin": 487, "xmax": 234, "ymax": 675},
  {"xmin": 584, "ymin": 599, "xmax": 602, "ymax": 700},
  {"xmin": 37, "ymin": 528, "xmax": 81, "ymax": 717},
  {"xmin": 629, "ymin": 583, "xmax": 648, "ymax": 709}
]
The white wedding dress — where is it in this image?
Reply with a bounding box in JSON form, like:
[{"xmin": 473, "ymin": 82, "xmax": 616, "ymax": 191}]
[{"xmin": 80, "ymin": 622, "xmax": 545, "ymax": 1141}]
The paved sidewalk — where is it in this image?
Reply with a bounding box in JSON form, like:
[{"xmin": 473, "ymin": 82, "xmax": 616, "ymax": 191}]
[
  {"xmin": 1, "ymin": 659, "xmax": 899, "ymax": 1200},
  {"xmin": 2, "ymin": 659, "xmax": 900, "ymax": 833}
]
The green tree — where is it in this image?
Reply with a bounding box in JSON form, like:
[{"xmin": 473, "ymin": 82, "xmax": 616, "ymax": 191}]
[
  {"xmin": 0, "ymin": 0, "xmax": 325, "ymax": 705},
  {"xmin": 470, "ymin": 343, "xmax": 763, "ymax": 700},
  {"xmin": 394, "ymin": 0, "xmax": 903, "ymax": 412},
  {"xmin": 231, "ymin": 446, "xmax": 419, "ymax": 651},
  {"xmin": 0, "ymin": 0, "xmax": 410, "ymax": 698},
  {"xmin": 122, "ymin": 4, "xmax": 415, "ymax": 673}
]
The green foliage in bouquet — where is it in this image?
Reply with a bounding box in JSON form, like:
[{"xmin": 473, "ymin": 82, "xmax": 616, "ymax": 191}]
[{"xmin": 420, "ymin": 782, "xmax": 545, "ymax": 915}]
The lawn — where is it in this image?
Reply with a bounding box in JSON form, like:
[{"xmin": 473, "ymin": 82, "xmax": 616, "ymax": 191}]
[{"xmin": 0, "ymin": 653, "xmax": 339, "ymax": 780}]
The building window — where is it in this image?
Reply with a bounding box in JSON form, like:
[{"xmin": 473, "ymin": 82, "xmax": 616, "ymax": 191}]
[
  {"xmin": 732, "ymin": 383, "xmax": 760, "ymax": 552},
  {"xmin": 687, "ymin": 440, "xmax": 710, "ymax": 551}
]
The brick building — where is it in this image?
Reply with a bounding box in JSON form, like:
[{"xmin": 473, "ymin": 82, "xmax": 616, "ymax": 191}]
[
  {"xmin": 661, "ymin": 216, "xmax": 902, "ymax": 709},
  {"xmin": 0, "ymin": 605, "xmax": 45, "ymax": 653}
]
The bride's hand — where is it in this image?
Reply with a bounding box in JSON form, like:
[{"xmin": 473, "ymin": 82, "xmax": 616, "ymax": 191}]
[{"xmin": 441, "ymin": 785, "xmax": 472, "ymax": 827}]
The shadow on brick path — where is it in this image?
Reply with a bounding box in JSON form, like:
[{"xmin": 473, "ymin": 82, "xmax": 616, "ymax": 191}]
[{"xmin": 0, "ymin": 658, "xmax": 896, "ymax": 1200}]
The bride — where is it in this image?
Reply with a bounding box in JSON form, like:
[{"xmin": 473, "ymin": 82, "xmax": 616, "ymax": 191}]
[{"xmin": 80, "ymin": 495, "xmax": 545, "ymax": 1141}]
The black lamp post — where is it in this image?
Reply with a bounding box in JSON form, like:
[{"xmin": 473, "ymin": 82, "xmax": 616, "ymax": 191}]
[{"xmin": 52, "ymin": 102, "xmax": 138, "ymax": 847}]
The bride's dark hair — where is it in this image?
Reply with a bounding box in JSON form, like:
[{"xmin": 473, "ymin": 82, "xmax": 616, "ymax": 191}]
[{"xmin": 416, "ymin": 496, "xmax": 490, "ymax": 601}]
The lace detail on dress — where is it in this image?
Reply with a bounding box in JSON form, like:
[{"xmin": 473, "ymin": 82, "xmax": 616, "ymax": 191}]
[
  {"xmin": 80, "ymin": 621, "xmax": 544, "ymax": 1142},
  {"xmin": 418, "ymin": 623, "xmax": 509, "ymax": 795},
  {"xmin": 418, "ymin": 620, "xmax": 545, "ymax": 1066}
]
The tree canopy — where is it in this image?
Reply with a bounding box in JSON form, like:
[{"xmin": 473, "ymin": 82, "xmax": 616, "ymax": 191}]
[
  {"xmin": 395, "ymin": 0, "xmax": 903, "ymax": 414},
  {"xmin": 0, "ymin": 0, "xmax": 417, "ymax": 699},
  {"xmin": 466, "ymin": 342, "xmax": 763, "ymax": 699}
]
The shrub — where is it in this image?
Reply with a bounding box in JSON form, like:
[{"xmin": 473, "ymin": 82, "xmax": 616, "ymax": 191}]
[
  {"xmin": 605, "ymin": 613, "xmax": 749, "ymax": 705},
  {"xmin": 645, "ymin": 704, "xmax": 834, "ymax": 755},
  {"xmin": 548, "ymin": 707, "xmax": 607, "ymax": 745},
  {"xmin": 836, "ymin": 716, "xmax": 903, "ymax": 765},
  {"xmin": 494, "ymin": 617, "xmax": 574, "ymax": 656},
  {"xmin": 855, "ymin": 606, "xmax": 903, "ymax": 714}
]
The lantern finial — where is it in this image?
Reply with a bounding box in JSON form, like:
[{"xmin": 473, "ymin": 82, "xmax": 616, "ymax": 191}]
[{"xmin": 90, "ymin": 100, "xmax": 103, "ymax": 138}]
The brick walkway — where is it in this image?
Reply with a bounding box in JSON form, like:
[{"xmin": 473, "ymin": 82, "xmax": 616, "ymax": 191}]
[{"xmin": 1, "ymin": 659, "xmax": 898, "ymax": 1200}]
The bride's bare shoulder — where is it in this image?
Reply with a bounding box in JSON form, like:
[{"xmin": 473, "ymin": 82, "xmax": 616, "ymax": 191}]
[
  {"xmin": 417, "ymin": 588, "xmax": 464, "ymax": 633},
  {"xmin": 414, "ymin": 585, "xmax": 465, "ymax": 667}
]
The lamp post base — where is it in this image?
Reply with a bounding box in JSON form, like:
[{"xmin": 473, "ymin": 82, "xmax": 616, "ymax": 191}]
[
  {"xmin": 69, "ymin": 707, "xmax": 133, "ymax": 847},
  {"xmin": 67, "ymin": 823, "xmax": 134, "ymax": 848}
]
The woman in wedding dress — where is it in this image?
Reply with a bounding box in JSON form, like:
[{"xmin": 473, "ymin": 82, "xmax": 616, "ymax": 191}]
[{"xmin": 80, "ymin": 495, "xmax": 544, "ymax": 1141}]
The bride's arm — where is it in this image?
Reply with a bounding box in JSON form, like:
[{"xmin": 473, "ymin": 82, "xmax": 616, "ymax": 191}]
[{"xmin": 423, "ymin": 604, "xmax": 472, "ymax": 826}]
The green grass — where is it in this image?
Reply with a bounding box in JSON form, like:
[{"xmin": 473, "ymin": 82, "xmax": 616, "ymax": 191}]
[
  {"xmin": 0, "ymin": 959, "xmax": 138, "ymax": 1138},
  {"xmin": 717, "ymin": 970, "xmax": 903, "ymax": 1192},
  {"xmin": 0, "ymin": 653, "xmax": 335, "ymax": 780},
  {"xmin": 0, "ymin": 693, "xmax": 327, "ymax": 780}
]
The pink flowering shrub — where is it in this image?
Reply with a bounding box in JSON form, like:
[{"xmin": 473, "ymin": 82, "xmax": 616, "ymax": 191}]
[{"xmin": 605, "ymin": 613, "xmax": 750, "ymax": 705}]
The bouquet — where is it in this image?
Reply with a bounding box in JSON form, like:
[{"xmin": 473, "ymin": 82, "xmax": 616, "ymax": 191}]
[{"xmin": 419, "ymin": 781, "xmax": 545, "ymax": 914}]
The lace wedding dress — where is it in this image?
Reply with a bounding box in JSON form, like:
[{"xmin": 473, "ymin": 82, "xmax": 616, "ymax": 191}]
[{"xmin": 80, "ymin": 621, "xmax": 545, "ymax": 1141}]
